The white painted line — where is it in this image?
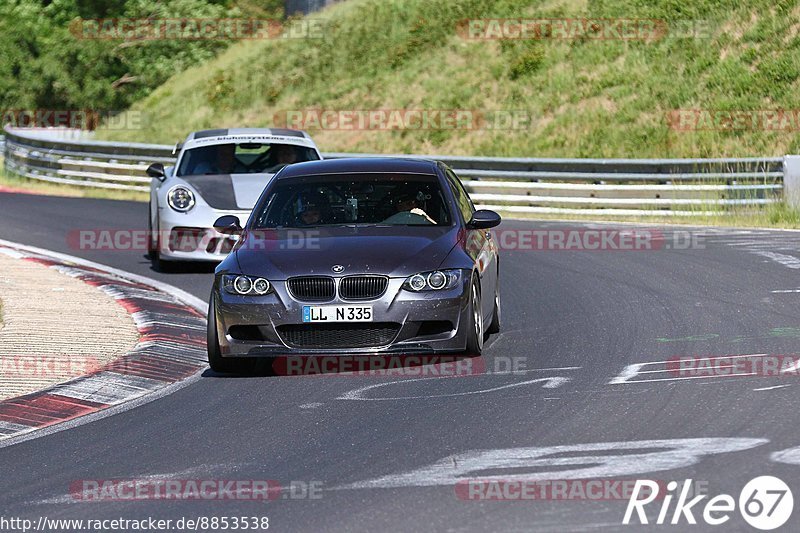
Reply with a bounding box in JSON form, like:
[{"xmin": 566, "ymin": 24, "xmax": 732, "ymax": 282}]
[
  {"xmin": 337, "ymin": 376, "xmax": 570, "ymax": 401},
  {"xmin": 331, "ymin": 365, "xmax": 582, "ymax": 378},
  {"xmin": 772, "ymin": 446, "xmax": 800, "ymax": 465},
  {"xmin": 632, "ymin": 354, "xmax": 768, "ymax": 366},
  {"xmin": 771, "ymin": 289, "xmax": 800, "ymax": 293},
  {"xmin": 614, "ymin": 373, "xmax": 761, "ymax": 384},
  {"xmin": 636, "ymin": 362, "xmax": 768, "ymax": 375},
  {"xmin": 609, "ymin": 354, "xmax": 769, "ymax": 384},
  {"xmin": 339, "ymin": 438, "xmax": 768, "ymax": 489},
  {"xmin": 608, "ymin": 363, "xmax": 646, "ymax": 384},
  {"xmin": 753, "ymin": 251, "xmax": 800, "ymax": 269},
  {"xmin": 0, "ymin": 247, "xmax": 25, "ymax": 259},
  {"xmin": 780, "ymin": 359, "xmax": 800, "ymax": 373},
  {"xmin": 753, "ymin": 385, "xmax": 791, "ymax": 391}
]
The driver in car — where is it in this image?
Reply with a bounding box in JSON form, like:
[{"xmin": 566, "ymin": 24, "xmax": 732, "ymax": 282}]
[
  {"xmin": 191, "ymin": 144, "xmax": 239, "ymax": 175},
  {"xmin": 295, "ymin": 195, "xmax": 328, "ymax": 226}
]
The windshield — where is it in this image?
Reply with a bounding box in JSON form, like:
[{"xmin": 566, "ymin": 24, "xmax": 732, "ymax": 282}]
[
  {"xmin": 252, "ymin": 173, "xmax": 452, "ymax": 228},
  {"xmin": 176, "ymin": 142, "xmax": 319, "ymax": 176}
]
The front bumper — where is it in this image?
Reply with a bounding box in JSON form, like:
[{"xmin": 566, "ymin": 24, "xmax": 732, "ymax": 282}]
[
  {"xmin": 212, "ymin": 276, "xmax": 472, "ymax": 357},
  {"xmin": 157, "ymin": 207, "xmax": 249, "ymax": 262}
]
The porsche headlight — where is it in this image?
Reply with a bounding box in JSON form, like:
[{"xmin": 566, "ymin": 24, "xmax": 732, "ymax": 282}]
[
  {"xmin": 223, "ymin": 275, "xmax": 272, "ymax": 295},
  {"xmin": 167, "ymin": 186, "xmax": 195, "ymax": 212},
  {"xmin": 402, "ymin": 269, "xmax": 462, "ymax": 291}
]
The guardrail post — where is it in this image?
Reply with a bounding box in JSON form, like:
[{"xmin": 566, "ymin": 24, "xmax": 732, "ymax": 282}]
[{"xmin": 783, "ymin": 156, "xmax": 800, "ymax": 207}]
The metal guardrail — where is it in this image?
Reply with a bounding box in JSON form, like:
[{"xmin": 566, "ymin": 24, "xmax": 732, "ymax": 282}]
[{"xmin": 3, "ymin": 127, "xmax": 786, "ymax": 216}]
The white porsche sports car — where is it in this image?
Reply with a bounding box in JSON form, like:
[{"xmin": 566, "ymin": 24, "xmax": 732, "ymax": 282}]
[{"xmin": 145, "ymin": 128, "xmax": 322, "ymax": 268}]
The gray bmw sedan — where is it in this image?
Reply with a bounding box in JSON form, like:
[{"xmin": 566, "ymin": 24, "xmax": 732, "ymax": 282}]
[{"xmin": 207, "ymin": 157, "xmax": 501, "ymax": 373}]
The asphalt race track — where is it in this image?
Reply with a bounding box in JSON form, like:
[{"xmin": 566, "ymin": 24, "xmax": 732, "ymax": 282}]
[{"xmin": 4, "ymin": 191, "xmax": 800, "ymax": 531}]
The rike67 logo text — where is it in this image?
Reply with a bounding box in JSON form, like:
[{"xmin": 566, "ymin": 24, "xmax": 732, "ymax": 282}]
[{"xmin": 624, "ymin": 476, "xmax": 793, "ymax": 530}]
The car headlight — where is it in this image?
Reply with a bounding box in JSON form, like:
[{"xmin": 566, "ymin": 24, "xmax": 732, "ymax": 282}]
[
  {"xmin": 222, "ymin": 275, "xmax": 272, "ymax": 295},
  {"xmin": 167, "ymin": 186, "xmax": 195, "ymax": 212},
  {"xmin": 402, "ymin": 269, "xmax": 462, "ymax": 291}
]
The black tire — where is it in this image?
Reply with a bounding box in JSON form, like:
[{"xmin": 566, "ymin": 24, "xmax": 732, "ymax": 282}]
[
  {"xmin": 465, "ymin": 276, "xmax": 484, "ymax": 356},
  {"xmin": 486, "ymin": 275, "xmax": 500, "ymax": 335},
  {"xmin": 147, "ymin": 208, "xmax": 173, "ymax": 271},
  {"xmin": 146, "ymin": 206, "xmax": 157, "ymax": 260},
  {"xmin": 154, "ymin": 254, "xmax": 177, "ymax": 273},
  {"xmin": 207, "ymin": 299, "xmax": 253, "ymax": 374}
]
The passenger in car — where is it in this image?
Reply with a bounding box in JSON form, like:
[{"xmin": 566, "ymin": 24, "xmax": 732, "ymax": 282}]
[{"xmin": 384, "ymin": 192, "xmax": 436, "ymax": 224}]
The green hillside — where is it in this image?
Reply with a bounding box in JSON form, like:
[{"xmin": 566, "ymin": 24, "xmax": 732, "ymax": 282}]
[{"xmin": 97, "ymin": 0, "xmax": 800, "ymax": 158}]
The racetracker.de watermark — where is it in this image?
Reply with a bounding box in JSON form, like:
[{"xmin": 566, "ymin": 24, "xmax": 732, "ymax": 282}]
[
  {"xmin": 1, "ymin": 110, "xmax": 145, "ymax": 130},
  {"xmin": 69, "ymin": 18, "xmax": 325, "ymax": 40},
  {"xmin": 0, "ymin": 355, "xmax": 103, "ymax": 377},
  {"xmin": 667, "ymin": 109, "xmax": 800, "ymax": 131},
  {"xmin": 667, "ymin": 354, "xmax": 800, "ymax": 378},
  {"xmin": 67, "ymin": 229, "xmax": 705, "ymax": 253},
  {"xmin": 455, "ymin": 479, "xmax": 709, "ymax": 501},
  {"xmin": 457, "ymin": 18, "xmax": 710, "ymax": 40},
  {"xmin": 69, "ymin": 479, "xmax": 323, "ymax": 501},
  {"xmin": 270, "ymin": 354, "xmax": 529, "ymax": 377},
  {"xmin": 272, "ymin": 109, "xmax": 533, "ymax": 130},
  {"xmin": 66, "ymin": 229, "xmax": 321, "ymax": 253},
  {"xmin": 484, "ymin": 229, "xmax": 705, "ymax": 251}
]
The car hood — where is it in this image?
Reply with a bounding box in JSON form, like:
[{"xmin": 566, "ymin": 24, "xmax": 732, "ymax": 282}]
[
  {"xmin": 234, "ymin": 225, "xmax": 461, "ymax": 280},
  {"xmin": 180, "ymin": 173, "xmax": 273, "ymax": 210}
]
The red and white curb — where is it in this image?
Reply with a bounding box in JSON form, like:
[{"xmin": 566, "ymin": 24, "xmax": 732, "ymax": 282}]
[{"xmin": 0, "ymin": 239, "xmax": 208, "ymax": 443}]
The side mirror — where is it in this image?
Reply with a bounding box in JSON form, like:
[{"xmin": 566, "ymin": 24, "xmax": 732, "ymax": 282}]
[
  {"xmin": 467, "ymin": 209, "xmax": 502, "ymax": 229},
  {"xmin": 214, "ymin": 215, "xmax": 243, "ymax": 235},
  {"xmin": 146, "ymin": 163, "xmax": 166, "ymax": 181}
]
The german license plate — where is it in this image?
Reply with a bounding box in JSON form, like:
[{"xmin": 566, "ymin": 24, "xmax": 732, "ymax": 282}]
[{"xmin": 302, "ymin": 305, "xmax": 373, "ymax": 322}]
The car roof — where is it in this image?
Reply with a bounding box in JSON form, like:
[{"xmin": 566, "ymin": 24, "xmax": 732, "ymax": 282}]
[
  {"xmin": 178, "ymin": 127, "xmax": 319, "ymax": 152},
  {"xmin": 276, "ymin": 157, "xmax": 440, "ymax": 179},
  {"xmin": 185, "ymin": 127, "xmax": 311, "ymax": 141}
]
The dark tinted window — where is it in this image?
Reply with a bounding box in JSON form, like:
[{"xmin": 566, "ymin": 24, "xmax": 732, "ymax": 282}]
[
  {"xmin": 446, "ymin": 169, "xmax": 475, "ymax": 223},
  {"xmin": 177, "ymin": 142, "xmax": 319, "ymax": 176},
  {"xmin": 252, "ymin": 173, "xmax": 452, "ymax": 228}
]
